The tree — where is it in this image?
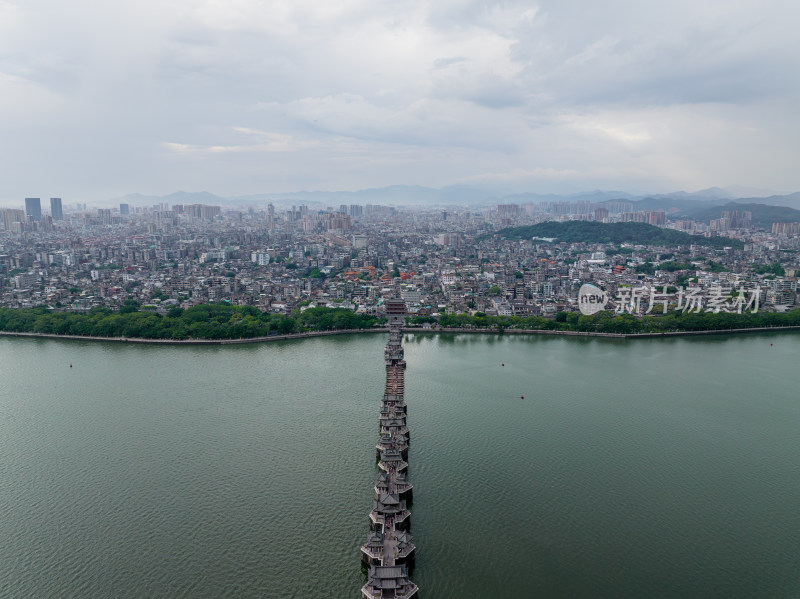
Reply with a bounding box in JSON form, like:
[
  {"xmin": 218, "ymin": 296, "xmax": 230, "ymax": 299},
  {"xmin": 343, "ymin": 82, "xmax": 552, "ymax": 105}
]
[
  {"xmin": 275, "ymin": 317, "xmax": 296, "ymax": 334},
  {"xmin": 119, "ymin": 300, "xmax": 140, "ymax": 314},
  {"xmin": 754, "ymin": 262, "xmax": 785, "ymax": 276},
  {"xmin": 167, "ymin": 306, "xmax": 184, "ymax": 318}
]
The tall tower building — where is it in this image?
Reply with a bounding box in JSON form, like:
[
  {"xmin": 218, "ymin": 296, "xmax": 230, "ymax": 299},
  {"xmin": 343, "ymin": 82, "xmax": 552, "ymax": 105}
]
[
  {"xmin": 267, "ymin": 203, "xmax": 275, "ymax": 230},
  {"xmin": 119, "ymin": 203, "xmax": 130, "ymax": 215},
  {"xmin": 2, "ymin": 209, "xmax": 26, "ymax": 231},
  {"xmin": 25, "ymin": 198, "xmax": 42, "ymax": 222},
  {"xmin": 50, "ymin": 197, "xmax": 63, "ymax": 220}
]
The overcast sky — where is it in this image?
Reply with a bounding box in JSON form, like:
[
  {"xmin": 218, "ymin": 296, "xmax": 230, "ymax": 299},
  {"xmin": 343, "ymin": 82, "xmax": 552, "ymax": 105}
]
[{"xmin": 1, "ymin": 0, "xmax": 798, "ymax": 202}]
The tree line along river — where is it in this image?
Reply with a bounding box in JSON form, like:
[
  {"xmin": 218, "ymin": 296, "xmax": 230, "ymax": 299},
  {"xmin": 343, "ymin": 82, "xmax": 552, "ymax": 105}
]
[{"xmin": 2, "ymin": 303, "xmax": 800, "ymax": 341}]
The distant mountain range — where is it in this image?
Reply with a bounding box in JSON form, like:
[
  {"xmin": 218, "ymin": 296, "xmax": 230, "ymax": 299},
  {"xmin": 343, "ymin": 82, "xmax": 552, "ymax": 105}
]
[{"xmin": 109, "ymin": 186, "xmax": 800, "ymax": 223}]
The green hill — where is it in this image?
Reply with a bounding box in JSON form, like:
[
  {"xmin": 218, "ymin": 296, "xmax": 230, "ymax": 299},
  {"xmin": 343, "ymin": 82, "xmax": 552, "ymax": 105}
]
[{"xmin": 494, "ymin": 221, "xmax": 743, "ymax": 249}]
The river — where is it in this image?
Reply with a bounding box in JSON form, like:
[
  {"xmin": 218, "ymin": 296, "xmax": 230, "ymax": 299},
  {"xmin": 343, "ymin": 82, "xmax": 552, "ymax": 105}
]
[{"xmin": 0, "ymin": 332, "xmax": 798, "ymax": 598}]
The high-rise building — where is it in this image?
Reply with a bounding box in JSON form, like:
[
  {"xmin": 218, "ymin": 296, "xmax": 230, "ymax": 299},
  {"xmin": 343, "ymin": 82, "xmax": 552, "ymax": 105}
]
[
  {"xmin": 594, "ymin": 207, "xmax": 610, "ymax": 222},
  {"xmin": 2, "ymin": 208, "xmax": 26, "ymax": 231},
  {"xmin": 772, "ymin": 222, "xmax": 800, "ymax": 236},
  {"xmin": 267, "ymin": 203, "xmax": 275, "ymax": 230},
  {"xmin": 497, "ymin": 204, "xmax": 522, "ymax": 218},
  {"xmin": 119, "ymin": 203, "xmax": 130, "ymax": 215},
  {"xmin": 648, "ymin": 210, "xmax": 666, "ymax": 226},
  {"xmin": 186, "ymin": 204, "xmax": 221, "ymax": 219},
  {"xmin": 25, "ymin": 198, "xmax": 42, "ymax": 222},
  {"xmin": 50, "ymin": 197, "xmax": 63, "ymax": 220}
]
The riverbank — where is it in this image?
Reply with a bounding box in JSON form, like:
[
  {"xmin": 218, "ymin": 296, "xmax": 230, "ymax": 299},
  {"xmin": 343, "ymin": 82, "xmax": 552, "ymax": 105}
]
[
  {"xmin": 1, "ymin": 324, "xmax": 799, "ymax": 345},
  {"xmin": 430, "ymin": 326, "xmax": 800, "ymax": 338},
  {"xmin": 0, "ymin": 328, "xmax": 391, "ymax": 345}
]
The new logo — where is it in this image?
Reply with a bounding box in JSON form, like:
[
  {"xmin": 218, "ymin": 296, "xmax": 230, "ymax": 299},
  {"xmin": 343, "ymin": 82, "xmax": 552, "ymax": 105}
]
[{"xmin": 578, "ymin": 284, "xmax": 608, "ymax": 315}]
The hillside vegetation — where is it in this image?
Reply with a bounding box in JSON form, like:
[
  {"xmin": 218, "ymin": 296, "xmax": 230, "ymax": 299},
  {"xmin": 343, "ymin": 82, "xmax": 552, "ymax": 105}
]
[{"xmin": 493, "ymin": 221, "xmax": 743, "ymax": 249}]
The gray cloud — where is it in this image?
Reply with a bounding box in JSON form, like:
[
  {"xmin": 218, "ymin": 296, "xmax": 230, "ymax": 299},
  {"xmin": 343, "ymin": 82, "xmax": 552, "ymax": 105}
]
[{"xmin": 0, "ymin": 0, "xmax": 798, "ymax": 203}]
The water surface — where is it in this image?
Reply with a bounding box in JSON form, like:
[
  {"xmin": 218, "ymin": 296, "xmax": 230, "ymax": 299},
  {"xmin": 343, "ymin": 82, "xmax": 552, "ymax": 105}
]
[{"xmin": 0, "ymin": 332, "xmax": 798, "ymax": 598}]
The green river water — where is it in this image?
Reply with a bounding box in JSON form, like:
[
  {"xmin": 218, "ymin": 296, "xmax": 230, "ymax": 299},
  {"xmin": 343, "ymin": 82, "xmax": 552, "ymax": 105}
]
[{"xmin": 0, "ymin": 332, "xmax": 798, "ymax": 598}]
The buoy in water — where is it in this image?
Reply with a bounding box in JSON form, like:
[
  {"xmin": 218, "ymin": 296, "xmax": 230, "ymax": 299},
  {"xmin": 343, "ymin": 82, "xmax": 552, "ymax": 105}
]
[
  {"xmin": 70, "ymin": 364, "xmax": 72, "ymax": 368},
  {"xmin": 520, "ymin": 395, "xmax": 524, "ymax": 399},
  {"xmin": 501, "ymin": 363, "xmax": 504, "ymax": 366}
]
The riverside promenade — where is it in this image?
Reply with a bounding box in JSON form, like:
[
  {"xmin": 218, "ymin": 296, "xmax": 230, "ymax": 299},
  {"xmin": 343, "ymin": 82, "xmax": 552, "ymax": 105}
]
[{"xmin": 360, "ymin": 297, "xmax": 418, "ymax": 599}]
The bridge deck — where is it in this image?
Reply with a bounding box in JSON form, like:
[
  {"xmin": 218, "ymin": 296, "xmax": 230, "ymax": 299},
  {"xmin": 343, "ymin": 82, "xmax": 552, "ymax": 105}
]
[{"xmin": 362, "ymin": 299, "xmax": 417, "ymax": 597}]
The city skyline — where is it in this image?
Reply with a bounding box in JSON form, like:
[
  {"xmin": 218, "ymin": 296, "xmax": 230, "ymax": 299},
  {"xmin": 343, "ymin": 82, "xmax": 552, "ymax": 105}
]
[
  {"xmin": 1, "ymin": 1, "xmax": 798, "ymax": 201},
  {"xmin": 1, "ymin": 182, "xmax": 799, "ymax": 212}
]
